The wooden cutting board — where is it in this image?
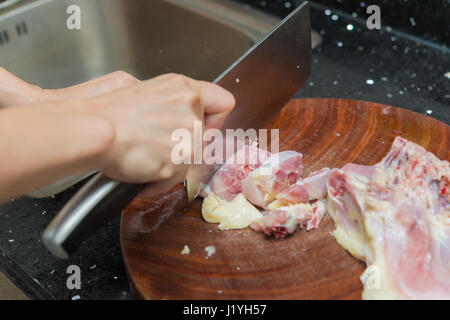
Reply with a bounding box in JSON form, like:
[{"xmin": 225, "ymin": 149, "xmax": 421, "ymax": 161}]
[{"xmin": 120, "ymin": 98, "xmax": 449, "ymax": 300}]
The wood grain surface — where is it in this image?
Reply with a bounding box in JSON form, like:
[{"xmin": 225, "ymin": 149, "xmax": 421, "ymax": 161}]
[{"xmin": 120, "ymin": 98, "xmax": 449, "ymax": 300}]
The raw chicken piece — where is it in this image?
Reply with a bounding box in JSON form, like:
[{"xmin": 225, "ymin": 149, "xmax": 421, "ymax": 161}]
[
  {"xmin": 250, "ymin": 199, "xmax": 327, "ymax": 238},
  {"xmin": 242, "ymin": 151, "xmax": 303, "ymax": 208},
  {"xmin": 276, "ymin": 167, "xmax": 330, "ymax": 205},
  {"xmin": 207, "ymin": 143, "xmax": 271, "ymax": 201},
  {"xmin": 327, "ymin": 164, "xmax": 374, "ymax": 260},
  {"xmin": 202, "ymin": 193, "xmax": 263, "ymax": 230},
  {"xmin": 327, "ymin": 137, "xmax": 450, "ymax": 299}
]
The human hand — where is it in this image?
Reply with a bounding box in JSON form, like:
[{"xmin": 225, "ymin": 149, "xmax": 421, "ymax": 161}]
[{"xmin": 90, "ymin": 73, "xmax": 235, "ymax": 184}]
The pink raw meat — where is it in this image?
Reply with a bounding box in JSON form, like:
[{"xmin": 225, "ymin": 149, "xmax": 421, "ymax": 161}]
[
  {"xmin": 242, "ymin": 151, "xmax": 303, "ymax": 208},
  {"xmin": 250, "ymin": 199, "xmax": 327, "ymax": 238},
  {"xmin": 327, "ymin": 137, "xmax": 450, "ymax": 299},
  {"xmin": 276, "ymin": 167, "xmax": 331, "ymax": 204},
  {"xmin": 207, "ymin": 144, "xmax": 271, "ymax": 201}
]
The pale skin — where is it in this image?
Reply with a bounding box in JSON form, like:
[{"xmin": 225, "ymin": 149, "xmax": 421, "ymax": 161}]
[{"xmin": 0, "ymin": 67, "xmax": 235, "ymax": 202}]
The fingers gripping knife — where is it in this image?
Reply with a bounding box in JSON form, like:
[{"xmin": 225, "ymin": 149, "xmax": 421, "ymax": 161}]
[{"xmin": 42, "ymin": 2, "xmax": 312, "ymax": 259}]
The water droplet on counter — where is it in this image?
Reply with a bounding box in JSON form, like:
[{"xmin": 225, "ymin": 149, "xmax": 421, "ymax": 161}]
[
  {"xmin": 284, "ymin": 2, "xmax": 291, "ymax": 8},
  {"xmin": 235, "ymin": 78, "xmax": 240, "ymax": 83},
  {"xmin": 410, "ymin": 17, "xmax": 416, "ymax": 26},
  {"xmin": 444, "ymin": 72, "xmax": 450, "ymax": 79},
  {"xmin": 346, "ymin": 24, "xmax": 354, "ymax": 31},
  {"xmin": 337, "ymin": 41, "xmax": 343, "ymax": 47},
  {"xmin": 381, "ymin": 76, "xmax": 388, "ymax": 81},
  {"xmin": 366, "ymin": 79, "xmax": 374, "ymax": 85},
  {"xmin": 331, "ymin": 14, "xmax": 339, "ymax": 21},
  {"xmin": 426, "ymin": 109, "xmax": 432, "ymax": 115},
  {"xmin": 324, "ymin": 9, "xmax": 331, "ymax": 16}
]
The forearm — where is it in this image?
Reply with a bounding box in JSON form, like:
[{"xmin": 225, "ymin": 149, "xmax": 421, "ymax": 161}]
[{"xmin": 0, "ymin": 100, "xmax": 114, "ymax": 201}]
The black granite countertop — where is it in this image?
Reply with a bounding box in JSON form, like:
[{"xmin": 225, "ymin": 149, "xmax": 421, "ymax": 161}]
[{"xmin": 0, "ymin": 2, "xmax": 448, "ymax": 300}]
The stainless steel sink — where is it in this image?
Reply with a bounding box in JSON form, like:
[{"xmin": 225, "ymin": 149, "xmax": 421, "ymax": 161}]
[
  {"xmin": 0, "ymin": 0, "xmax": 320, "ymax": 196},
  {"xmin": 0, "ymin": 0, "xmax": 282, "ymax": 88}
]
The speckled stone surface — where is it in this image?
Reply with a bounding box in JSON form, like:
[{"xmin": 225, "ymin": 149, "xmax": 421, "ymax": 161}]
[
  {"xmin": 0, "ymin": 2, "xmax": 448, "ymax": 299},
  {"xmin": 296, "ymin": 2, "xmax": 449, "ymax": 124},
  {"xmin": 0, "ymin": 182, "xmax": 130, "ymax": 300},
  {"xmin": 237, "ymin": 0, "xmax": 449, "ymax": 46}
]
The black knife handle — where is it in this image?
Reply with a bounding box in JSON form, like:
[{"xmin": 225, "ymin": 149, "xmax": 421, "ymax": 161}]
[{"xmin": 41, "ymin": 173, "xmax": 145, "ymax": 259}]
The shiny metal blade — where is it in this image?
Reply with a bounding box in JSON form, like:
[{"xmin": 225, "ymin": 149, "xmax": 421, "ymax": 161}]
[{"xmin": 185, "ymin": 2, "xmax": 311, "ymax": 201}]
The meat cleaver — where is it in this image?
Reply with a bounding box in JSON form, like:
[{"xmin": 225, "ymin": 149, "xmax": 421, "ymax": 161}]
[{"xmin": 42, "ymin": 1, "xmax": 312, "ymax": 259}]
